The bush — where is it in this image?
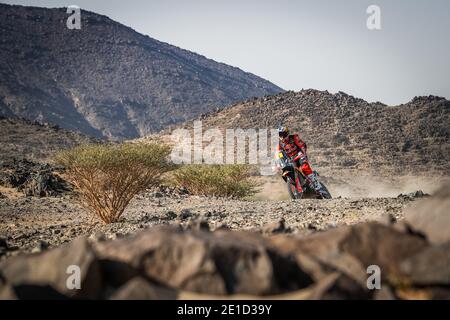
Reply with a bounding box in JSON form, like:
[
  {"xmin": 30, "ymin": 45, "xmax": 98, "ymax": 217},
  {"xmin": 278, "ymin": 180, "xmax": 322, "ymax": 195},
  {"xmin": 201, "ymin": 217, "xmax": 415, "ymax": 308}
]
[
  {"xmin": 172, "ymin": 164, "xmax": 258, "ymax": 198},
  {"xmin": 55, "ymin": 143, "xmax": 171, "ymax": 223}
]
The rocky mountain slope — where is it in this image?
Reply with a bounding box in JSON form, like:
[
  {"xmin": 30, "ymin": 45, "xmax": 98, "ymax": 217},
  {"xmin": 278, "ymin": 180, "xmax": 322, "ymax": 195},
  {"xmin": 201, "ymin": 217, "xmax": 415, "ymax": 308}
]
[
  {"xmin": 0, "ymin": 4, "xmax": 282, "ymax": 140},
  {"xmin": 0, "ymin": 116, "xmax": 96, "ymax": 163},
  {"xmin": 164, "ymin": 90, "xmax": 450, "ymax": 175}
]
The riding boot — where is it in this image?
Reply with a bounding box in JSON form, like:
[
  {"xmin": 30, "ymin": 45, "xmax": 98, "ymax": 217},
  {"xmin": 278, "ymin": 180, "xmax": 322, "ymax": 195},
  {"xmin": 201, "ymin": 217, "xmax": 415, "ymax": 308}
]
[{"xmin": 306, "ymin": 173, "xmax": 322, "ymax": 192}]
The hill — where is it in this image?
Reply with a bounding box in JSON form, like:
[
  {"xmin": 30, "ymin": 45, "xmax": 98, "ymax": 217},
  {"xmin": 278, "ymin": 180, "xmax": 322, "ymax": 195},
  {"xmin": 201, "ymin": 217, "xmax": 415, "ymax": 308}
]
[
  {"xmin": 158, "ymin": 89, "xmax": 450, "ymax": 175},
  {"xmin": 0, "ymin": 4, "xmax": 282, "ymax": 140},
  {"xmin": 0, "ymin": 116, "xmax": 96, "ymax": 163}
]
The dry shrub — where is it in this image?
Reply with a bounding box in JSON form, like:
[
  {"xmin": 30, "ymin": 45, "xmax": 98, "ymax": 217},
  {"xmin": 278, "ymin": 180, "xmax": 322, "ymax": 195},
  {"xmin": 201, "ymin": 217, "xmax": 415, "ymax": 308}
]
[
  {"xmin": 55, "ymin": 143, "xmax": 171, "ymax": 223},
  {"xmin": 172, "ymin": 164, "xmax": 258, "ymax": 198}
]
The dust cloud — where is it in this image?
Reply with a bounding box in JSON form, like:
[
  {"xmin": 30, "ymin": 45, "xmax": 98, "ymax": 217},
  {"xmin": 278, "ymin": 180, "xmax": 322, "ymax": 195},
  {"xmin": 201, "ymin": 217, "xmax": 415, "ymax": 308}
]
[{"xmin": 254, "ymin": 172, "xmax": 450, "ymax": 200}]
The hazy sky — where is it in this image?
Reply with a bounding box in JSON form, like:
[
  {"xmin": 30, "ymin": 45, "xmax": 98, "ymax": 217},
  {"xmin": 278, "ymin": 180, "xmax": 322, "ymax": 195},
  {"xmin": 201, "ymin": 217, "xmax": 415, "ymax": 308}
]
[{"xmin": 2, "ymin": 0, "xmax": 450, "ymax": 104}]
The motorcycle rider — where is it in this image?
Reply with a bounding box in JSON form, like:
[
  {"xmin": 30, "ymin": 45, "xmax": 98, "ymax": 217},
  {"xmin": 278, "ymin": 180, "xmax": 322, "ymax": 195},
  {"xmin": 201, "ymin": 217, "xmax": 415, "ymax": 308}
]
[{"xmin": 275, "ymin": 126, "xmax": 323, "ymax": 195}]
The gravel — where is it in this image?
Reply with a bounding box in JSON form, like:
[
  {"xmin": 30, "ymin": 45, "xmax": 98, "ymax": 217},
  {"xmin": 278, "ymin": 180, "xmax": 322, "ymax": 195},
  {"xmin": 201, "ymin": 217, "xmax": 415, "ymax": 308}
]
[{"xmin": 0, "ymin": 190, "xmax": 418, "ymax": 259}]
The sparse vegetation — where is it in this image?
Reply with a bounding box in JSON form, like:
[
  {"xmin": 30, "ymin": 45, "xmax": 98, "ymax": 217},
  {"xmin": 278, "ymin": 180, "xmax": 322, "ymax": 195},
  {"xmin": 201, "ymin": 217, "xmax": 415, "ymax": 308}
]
[
  {"xmin": 172, "ymin": 164, "xmax": 258, "ymax": 198},
  {"xmin": 55, "ymin": 143, "xmax": 171, "ymax": 223}
]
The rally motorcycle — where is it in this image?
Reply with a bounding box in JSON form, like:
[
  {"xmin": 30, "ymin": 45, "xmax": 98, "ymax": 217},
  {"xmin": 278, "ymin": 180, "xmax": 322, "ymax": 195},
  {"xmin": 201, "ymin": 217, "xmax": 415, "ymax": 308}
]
[{"xmin": 276, "ymin": 150, "xmax": 332, "ymax": 200}]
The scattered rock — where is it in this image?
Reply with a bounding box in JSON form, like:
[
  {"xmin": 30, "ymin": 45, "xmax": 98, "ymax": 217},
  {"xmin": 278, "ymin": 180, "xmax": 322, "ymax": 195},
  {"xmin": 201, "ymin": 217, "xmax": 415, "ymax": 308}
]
[
  {"xmin": 109, "ymin": 232, "xmax": 126, "ymax": 240},
  {"xmin": 307, "ymin": 221, "xmax": 320, "ymax": 231},
  {"xmin": 153, "ymin": 192, "xmax": 163, "ymax": 198},
  {"xmin": 31, "ymin": 240, "xmax": 49, "ymax": 253},
  {"xmin": 185, "ymin": 219, "xmax": 210, "ymax": 232},
  {"xmin": 263, "ymin": 218, "xmax": 287, "ymax": 234},
  {"xmin": 178, "ymin": 209, "xmax": 193, "ymax": 220},
  {"xmin": 326, "ymin": 221, "xmax": 337, "ymax": 229},
  {"xmin": 21, "ymin": 170, "xmax": 68, "ymax": 197},
  {"xmin": 164, "ymin": 210, "xmax": 177, "ymax": 220},
  {"xmin": 387, "ymin": 213, "xmax": 397, "ymax": 224},
  {"xmin": 154, "ymin": 185, "xmax": 189, "ymax": 197},
  {"xmin": 0, "ymin": 191, "xmax": 6, "ymax": 199},
  {"xmin": 398, "ymin": 190, "xmax": 429, "ymax": 199},
  {"xmin": 0, "ymin": 238, "xmax": 102, "ymax": 299},
  {"xmin": 0, "ymin": 159, "xmax": 70, "ymax": 197},
  {"xmin": 89, "ymin": 232, "xmax": 106, "ymax": 242}
]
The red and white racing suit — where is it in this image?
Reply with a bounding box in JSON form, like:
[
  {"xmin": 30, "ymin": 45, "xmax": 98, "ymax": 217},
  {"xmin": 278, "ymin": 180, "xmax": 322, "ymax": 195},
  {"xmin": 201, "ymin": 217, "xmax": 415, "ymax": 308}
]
[
  {"xmin": 275, "ymin": 134, "xmax": 320, "ymax": 192},
  {"xmin": 276, "ymin": 134, "xmax": 313, "ymax": 175}
]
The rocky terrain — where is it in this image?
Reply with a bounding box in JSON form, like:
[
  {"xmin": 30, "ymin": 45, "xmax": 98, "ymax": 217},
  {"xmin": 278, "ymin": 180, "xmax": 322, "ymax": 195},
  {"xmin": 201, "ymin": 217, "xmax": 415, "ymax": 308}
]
[
  {"xmin": 0, "ymin": 3, "xmax": 448, "ymax": 301},
  {"xmin": 0, "ymin": 185, "xmax": 427, "ymax": 258},
  {"xmin": 0, "ymin": 183, "xmax": 448, "ymax": 300},
  {"xmin": 0, "ymin": 107, "xmax": 448, "ymax": 299},
  {"xmin": 0, "ymin": 3, "xmax": 282, "ymax": 140},
  {"xmin": 0, "ymin": 116, "xmax": 96, "ymax": 199},
  {"xmin": 156, "ymin": 90, "xmax": 450, "ymax": 175},
  {"xmin": 0, "ymin": 158, "xmax": 71, "ymax": 198},
  {"xmin": 0, "ymin": 116, "xmax": 97, "ymax": 162}
]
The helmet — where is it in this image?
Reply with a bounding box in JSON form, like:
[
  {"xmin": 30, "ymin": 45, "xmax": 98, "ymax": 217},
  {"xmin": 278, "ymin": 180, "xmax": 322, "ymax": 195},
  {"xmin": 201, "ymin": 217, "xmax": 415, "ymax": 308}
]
[{"xmin": 278, "ymin": 126, "xmax": 289, "ymax": 140}]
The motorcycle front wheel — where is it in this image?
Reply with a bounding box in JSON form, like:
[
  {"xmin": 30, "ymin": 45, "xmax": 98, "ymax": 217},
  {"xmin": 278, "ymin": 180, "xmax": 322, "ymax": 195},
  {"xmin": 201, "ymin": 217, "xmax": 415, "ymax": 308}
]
[
  {"xmin": 286, "ymin": 179, "xmax": 302, "ymax": 199},
  {"xmin": 318, "ymin": 183, "xmax": 332, "ymax": 199}
]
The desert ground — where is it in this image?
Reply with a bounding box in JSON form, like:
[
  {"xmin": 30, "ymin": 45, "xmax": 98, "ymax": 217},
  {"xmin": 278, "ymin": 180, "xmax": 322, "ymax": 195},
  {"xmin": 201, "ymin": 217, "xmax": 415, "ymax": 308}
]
[{"xmin": 0, "ymin": 172, "xmax": 442, "ymax": 259}]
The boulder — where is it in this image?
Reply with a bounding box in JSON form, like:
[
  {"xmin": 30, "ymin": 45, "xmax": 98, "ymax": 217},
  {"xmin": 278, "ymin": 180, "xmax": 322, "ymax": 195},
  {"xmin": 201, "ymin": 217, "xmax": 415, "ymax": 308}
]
[
  {"xmin": 269, "ymin": 226, "xmax": 367, "ymax": 284},
  {"xmin": 96, "ymin": 258, "xmax": 138, "ymax": 289},
  {"xmin": 94, "ymin": 226, "xmax": 226, "ymax": 295},
  {"xmin": 338, "ymin": 223, "xmax": 428, "ymax": 278},
  {"xmin": 0, "ymin": 237, "xmax": 102, "ymax": 299},
  {"xmin": 109, "ymin": 277, "xmax": 178, "ymax": 300},
  {"xmin": 399, "ymin": 242, "xmax": 450, "ymax": 286},
  {"xmin": 211, "ymin": 230, "xmax": 312, "ymax": 294},
  {"xmin": 293, "ymin": 252, "xmax": 340, "ymax": 282},
  {"xmin": 308, "ymin": 272, "xmax": 371, "ymax": 300},
  {"xmin": 269, "ymin": 222, "xmax": 428, "ymax": 285},
  {"xmin": 94, "ymin": 226, "xmax": 313, "ymax": 296},
  {"xmin": 2, "ymin": 220, "xmax": 444, "ymax": 300},
  {"xmin": 404, "ymin": 182, "xmax": 450, "ymax": 244}
]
